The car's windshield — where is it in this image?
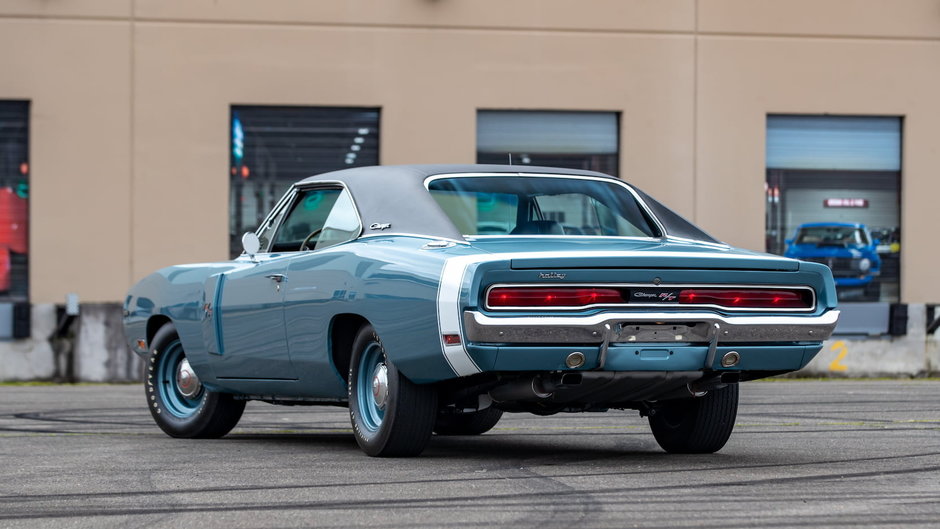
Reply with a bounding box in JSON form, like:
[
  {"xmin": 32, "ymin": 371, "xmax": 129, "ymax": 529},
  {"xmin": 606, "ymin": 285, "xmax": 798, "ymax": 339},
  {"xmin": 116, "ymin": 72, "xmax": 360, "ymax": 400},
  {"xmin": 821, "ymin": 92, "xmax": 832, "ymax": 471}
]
[
  {"xmin": 795, "ymin": 226, "xmax": 869, "ymax": 246},
  {"xmin": 427, "ymin": 176, "xmax": 660, "ymax": 237}
]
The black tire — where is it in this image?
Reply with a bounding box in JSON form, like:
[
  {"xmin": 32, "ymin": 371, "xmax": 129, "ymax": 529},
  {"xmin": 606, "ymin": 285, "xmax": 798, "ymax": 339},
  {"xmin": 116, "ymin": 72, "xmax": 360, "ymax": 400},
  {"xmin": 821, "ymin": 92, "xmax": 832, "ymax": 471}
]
[
  {"xmin": 146, "ymin": 323, "xmax": 245, "ymax": 438},
  {"xmin": 434, "ymin": 407, "xmax": 503, "ymax": 436},
  {"xmin": 347, "ymin": 324, "xmax": 438, "ymax": 457},
  {"xmin": 648, "ymin": 383, "xmax": 739, "ymax": 454}
]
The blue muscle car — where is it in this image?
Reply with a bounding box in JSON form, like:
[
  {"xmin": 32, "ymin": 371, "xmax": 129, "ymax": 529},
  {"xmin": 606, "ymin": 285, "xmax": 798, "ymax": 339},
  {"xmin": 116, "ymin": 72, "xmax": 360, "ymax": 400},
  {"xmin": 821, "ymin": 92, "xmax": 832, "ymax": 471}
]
[
  {"xmin": 784, "ymin": 222, "xmax": 881, "ymax": 299},
  {"xmin": 123, "ymin": 165, "xmax": 839, "ymax": 457}
]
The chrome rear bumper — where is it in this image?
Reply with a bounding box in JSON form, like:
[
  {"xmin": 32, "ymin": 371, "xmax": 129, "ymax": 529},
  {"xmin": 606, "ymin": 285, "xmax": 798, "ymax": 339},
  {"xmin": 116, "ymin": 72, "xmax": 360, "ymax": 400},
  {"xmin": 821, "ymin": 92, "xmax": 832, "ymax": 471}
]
[{"xmin": 463, "ymin": 310, "xmax": 840, "ymax": 344}]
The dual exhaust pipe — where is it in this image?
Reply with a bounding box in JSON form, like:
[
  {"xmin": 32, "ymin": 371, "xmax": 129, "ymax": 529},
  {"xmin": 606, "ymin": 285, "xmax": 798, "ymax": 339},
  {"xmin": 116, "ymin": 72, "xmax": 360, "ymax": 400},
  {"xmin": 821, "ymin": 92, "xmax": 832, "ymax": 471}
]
[
  {"xmin": 489, "ymin": 372, "xmax": 584, "ymax": 403},
  {"xmin": 488, "ymin": 350, "xmax": 741, "ymax": 403}
]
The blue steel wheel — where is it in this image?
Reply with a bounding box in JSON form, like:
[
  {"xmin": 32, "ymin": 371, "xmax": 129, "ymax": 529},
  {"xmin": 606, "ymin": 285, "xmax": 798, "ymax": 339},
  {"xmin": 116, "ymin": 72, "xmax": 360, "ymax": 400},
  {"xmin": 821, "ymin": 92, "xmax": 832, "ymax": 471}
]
[
  {"xmin": 146, "ymin": 323, "xmax": 245, "ymax": 439},
  {"xmin": 355, "ymin": 342, "xmax": 387, "ymax": 433},
  {"xmin": 347, "ymin": 324, "xmax": 437, "ymax": 457},
  {"xmin": 154, "ymin": 337, "xmax": 204, "ymax": 418}
]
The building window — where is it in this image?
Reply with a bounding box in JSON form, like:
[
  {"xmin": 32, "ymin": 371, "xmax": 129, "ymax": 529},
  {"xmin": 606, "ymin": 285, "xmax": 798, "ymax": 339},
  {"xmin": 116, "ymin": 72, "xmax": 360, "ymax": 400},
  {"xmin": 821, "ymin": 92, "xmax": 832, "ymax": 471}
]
[
  {"xmin": 0, "ymin": 101, "xmax": 29, "ymax": 302},
  {"xmin": 229, "ymin": 105, "xmax": 379, "ymax": 257},
  {"xmin": 766, "ymin": 115, "xmax": 901, "ymax": 312},
  {"xmin": 477, "ymin": 111, "xmax": 619, "ymax": 176}
]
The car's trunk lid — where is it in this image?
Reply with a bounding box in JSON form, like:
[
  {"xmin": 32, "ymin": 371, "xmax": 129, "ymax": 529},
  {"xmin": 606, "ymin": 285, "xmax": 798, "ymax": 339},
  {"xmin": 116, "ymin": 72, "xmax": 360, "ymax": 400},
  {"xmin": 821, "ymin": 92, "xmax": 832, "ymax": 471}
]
[{"xmin": 467, "ymin": 237, "xmax": 800, "ymax": 271}]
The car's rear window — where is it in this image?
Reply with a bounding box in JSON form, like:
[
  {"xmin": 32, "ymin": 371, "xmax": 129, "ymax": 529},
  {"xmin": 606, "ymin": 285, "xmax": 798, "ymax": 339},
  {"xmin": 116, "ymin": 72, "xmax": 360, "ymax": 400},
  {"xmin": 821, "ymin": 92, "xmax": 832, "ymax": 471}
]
[{"xmin": 427, "ymin": 176, "xmax": 660, "ymax": 238}]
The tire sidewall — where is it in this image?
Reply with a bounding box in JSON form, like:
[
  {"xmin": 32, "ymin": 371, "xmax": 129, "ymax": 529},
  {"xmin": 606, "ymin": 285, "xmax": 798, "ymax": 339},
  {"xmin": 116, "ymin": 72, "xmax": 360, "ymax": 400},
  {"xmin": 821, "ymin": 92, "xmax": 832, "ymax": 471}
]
[
  {"xmin": 348, "ymin": 325, "xmax": 398, "ymax": 455},
  {"xmin": 146, "ymin": 324, "xmax": 215, "ymax": 438},
  {"xmin": 649, "ymin": 384, "xmax": 738, "ymax": 453}
]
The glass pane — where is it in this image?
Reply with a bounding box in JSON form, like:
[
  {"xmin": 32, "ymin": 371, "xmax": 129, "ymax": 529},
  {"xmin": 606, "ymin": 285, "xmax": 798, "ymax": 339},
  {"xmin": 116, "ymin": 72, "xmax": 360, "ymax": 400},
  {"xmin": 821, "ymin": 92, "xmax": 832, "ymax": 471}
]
[
  {"xmin": 430, "ymin": 191, "xmax": 518, "ymax": 235},
  {"xmin": 0, "ymin": 100, "xmax": 29, "ymax": 302},
  {"xmin": 316, "ymin": 189, "xmax": 361, "ymax": 250},
  {"xmin": 766, "ymin": 115, "xmax": 901, "ymax": 305},
  {"xmin": 272, "ymin": 189, "xmax": 342, "ymax": 252},
  {"xmin": 428, "ymin": 176, "xmax": 657, "ymax": 237}
]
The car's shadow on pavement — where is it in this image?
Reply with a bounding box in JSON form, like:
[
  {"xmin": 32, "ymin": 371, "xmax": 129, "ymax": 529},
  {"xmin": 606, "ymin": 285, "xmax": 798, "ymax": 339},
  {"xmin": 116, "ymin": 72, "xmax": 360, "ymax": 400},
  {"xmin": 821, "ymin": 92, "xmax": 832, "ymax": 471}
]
[{"xmin": 222, "ymin": 429, "xmax": 683, "ymax": 463}]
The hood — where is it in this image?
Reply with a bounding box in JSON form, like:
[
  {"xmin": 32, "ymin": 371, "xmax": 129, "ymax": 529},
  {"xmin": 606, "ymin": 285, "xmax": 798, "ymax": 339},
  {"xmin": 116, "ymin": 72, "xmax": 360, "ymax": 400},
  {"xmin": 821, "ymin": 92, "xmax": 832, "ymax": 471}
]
[{"xmin": 785, "ymin": 244, "xmax": 867, "ymax": 259}]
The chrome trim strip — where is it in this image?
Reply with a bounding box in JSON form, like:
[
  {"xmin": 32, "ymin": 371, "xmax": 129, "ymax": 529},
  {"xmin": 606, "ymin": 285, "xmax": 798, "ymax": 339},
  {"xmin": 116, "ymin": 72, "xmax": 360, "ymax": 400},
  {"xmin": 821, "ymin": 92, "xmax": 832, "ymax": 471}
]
[
  {"xmin": 455, "ymin": 248, "xmax": 791, "ymax": 263},
  {"xmin": 664, "ymin": 235, "xmax": 731, "ymax": 249},
  {"xmin": 423, "ymin": 172, "xmax": 668, "ymax": 240},
  {"xmin": 250, "ymin": 187, "xmax": 296, "ymax": 254},
  {"xmin": 358, "ymin": 232, "xmax": 471, "ymax": 245},
  {"xmin": 483, "ymin": 283, "xmax": 817, "ymax": 313},
  {"xmin": 466, "ymin": 235, "xmax": 659, "ymax": 242},
  {"xmin": 463, "ymin": 310, "xmax": 840, "ymax": 344}
]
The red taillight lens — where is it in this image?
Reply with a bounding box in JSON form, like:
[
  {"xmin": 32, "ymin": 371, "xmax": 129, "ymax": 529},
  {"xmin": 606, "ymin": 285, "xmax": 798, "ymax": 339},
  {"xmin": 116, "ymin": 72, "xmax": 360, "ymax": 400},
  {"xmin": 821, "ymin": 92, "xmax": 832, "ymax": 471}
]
[
  {"xmin": 678, "ymin": 289, "xmax": 810, "ymax": 309},
  {"xmin": 487, "ymin": 287, "xmax": 625, "ymax": 308}
]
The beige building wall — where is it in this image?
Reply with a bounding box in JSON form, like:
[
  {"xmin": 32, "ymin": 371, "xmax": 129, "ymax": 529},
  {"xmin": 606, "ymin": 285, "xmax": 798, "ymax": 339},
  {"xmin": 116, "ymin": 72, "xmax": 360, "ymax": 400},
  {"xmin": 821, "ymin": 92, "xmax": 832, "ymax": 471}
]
[{"xmin": 1, "ymin": 0, "xmax": 939, "ymax": 305}]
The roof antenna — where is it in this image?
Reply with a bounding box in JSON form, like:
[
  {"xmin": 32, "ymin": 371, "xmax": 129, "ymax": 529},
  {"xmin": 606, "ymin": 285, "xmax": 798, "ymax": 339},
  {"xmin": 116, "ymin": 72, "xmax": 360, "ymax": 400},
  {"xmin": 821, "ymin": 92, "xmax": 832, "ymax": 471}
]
[{"xmin": 508, "ymin": 153, "xmax": 513, "ymax": 165}]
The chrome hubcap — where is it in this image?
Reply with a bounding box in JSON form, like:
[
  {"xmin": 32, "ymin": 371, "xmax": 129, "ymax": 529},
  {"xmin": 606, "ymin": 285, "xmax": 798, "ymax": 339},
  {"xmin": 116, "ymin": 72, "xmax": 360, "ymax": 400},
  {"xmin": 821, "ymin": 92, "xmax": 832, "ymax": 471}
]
[
  {"xmin": 176, "ymin": 358, "xmax": 202, "ymax": 399},
  {"xmin": 371, "ymin": 363, "xmax": 388, "ymax": 410}
]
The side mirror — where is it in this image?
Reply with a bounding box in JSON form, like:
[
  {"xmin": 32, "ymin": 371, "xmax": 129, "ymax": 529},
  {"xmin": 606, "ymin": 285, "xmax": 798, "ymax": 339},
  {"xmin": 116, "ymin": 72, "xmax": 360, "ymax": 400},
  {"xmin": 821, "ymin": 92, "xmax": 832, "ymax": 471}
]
[
  {"xmin": 241, "ymin": 232, "xmax": 261, "ymax": 259},
  {"xmin": 785, "ymin": 239, "xmax": 793, "ymax": 245}
]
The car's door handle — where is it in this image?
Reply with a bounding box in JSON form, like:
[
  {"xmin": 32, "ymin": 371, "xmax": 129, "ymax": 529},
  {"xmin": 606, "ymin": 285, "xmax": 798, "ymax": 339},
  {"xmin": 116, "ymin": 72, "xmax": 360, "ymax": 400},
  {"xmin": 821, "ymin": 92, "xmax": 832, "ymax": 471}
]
[{"xmin": 265, "ymin": 274, "xmax": 287, "ymax": 283}]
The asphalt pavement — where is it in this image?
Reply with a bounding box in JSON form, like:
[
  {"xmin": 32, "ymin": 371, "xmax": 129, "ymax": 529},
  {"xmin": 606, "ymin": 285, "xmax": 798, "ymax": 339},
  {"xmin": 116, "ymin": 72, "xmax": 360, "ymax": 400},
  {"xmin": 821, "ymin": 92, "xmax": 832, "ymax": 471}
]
[{"xmin": 1, "ymin": 380, "xmax": 938, "ymax": 528}]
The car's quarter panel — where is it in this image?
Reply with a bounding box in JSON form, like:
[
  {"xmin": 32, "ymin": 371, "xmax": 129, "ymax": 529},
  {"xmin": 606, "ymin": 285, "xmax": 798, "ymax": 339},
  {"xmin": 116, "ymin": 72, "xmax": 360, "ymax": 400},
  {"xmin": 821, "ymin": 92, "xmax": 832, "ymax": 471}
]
[{"xmin": 281, "ymin": 236, "xmax": 464, "ymax": 392}]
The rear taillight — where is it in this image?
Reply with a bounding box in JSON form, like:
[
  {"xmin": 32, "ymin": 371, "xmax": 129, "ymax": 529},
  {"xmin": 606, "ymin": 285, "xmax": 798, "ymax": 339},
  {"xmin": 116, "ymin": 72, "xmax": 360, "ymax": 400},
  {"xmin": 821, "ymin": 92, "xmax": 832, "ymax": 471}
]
[
  {"xmin": 678, "ymin": 288, "xmax": 811, "ymax": 309},
  {"xmin": 487, "ymin": 287, "xmax": 625, "ymax": 308},
  {"xmin": 485, "ymin": 285, "xmax": 813, "ymax": 310}
]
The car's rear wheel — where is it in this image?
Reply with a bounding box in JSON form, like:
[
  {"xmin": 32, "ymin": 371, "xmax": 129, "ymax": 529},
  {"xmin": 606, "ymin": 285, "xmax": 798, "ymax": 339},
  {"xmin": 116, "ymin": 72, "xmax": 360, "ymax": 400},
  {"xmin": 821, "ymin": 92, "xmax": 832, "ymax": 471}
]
[
  {"xmin": 146, "ymin": 323, "xmax": 245, "ymax": 438},
  {"xmin": 648, "ymin": 383, "xmax": 738, "ymax": 454},
  {"xmin": 434, "ymin": 407, "xmax": 503, "ymax": 436},
  {"xmin": 348, "ymin": 324, "xmax": 437, "ymax": 457}
]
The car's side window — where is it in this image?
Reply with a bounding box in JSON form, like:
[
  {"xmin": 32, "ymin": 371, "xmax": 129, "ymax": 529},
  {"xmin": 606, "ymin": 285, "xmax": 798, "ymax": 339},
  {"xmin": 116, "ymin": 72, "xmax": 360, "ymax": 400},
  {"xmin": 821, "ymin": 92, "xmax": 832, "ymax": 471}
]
[
  {"xmin": 256, "ymin": 194, "xmax": 293, "ymax": 252},
  {"xmin": 271, "ymin": 188, "xmax": 343, "ymax": 252},
  {"xmin": 314, "ymin": 189, "xmax": 361, "ymax": 250}
]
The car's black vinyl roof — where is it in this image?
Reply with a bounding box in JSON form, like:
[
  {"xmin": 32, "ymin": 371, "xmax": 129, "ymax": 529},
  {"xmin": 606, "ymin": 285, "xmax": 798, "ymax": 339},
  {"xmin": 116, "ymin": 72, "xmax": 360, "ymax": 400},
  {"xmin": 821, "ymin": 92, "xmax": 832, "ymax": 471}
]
[{"xmin": 295, "ymin": 164, "xmax": 719, "ymax": 244}]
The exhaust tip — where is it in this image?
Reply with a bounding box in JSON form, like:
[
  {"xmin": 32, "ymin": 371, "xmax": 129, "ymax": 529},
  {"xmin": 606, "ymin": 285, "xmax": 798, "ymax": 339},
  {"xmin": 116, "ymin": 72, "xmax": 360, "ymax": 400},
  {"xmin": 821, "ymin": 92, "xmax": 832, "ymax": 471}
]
[
  {"xmin": 565, "ymin": 351, "xmax": 586, "ymax": 368},
  {"xmin": 721, "ymin": 351, "xmax": 741, "ymax": 368}
]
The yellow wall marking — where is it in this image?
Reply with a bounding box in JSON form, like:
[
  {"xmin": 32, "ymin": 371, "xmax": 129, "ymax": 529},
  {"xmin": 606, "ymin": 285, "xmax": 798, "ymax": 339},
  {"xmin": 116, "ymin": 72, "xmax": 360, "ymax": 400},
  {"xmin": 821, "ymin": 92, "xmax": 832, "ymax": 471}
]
[{"xmin": 828, "ymin": 340, "xmax": 848, "ymax": 372}]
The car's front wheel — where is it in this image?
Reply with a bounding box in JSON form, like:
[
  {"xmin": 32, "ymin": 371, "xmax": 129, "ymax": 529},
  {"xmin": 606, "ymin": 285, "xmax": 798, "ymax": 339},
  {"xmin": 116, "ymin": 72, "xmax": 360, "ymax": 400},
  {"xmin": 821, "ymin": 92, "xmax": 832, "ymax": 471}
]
[
  {"xmin": 648, "ymin": 383, "xmax": 739, "ymax": 454},
  {"xmin": 146, "ymin": 323, "xmax": 246, "ymax": 438},
  {"xmin": 348, "ymin": 324, "xmax": 437, "ymax": 457}
]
